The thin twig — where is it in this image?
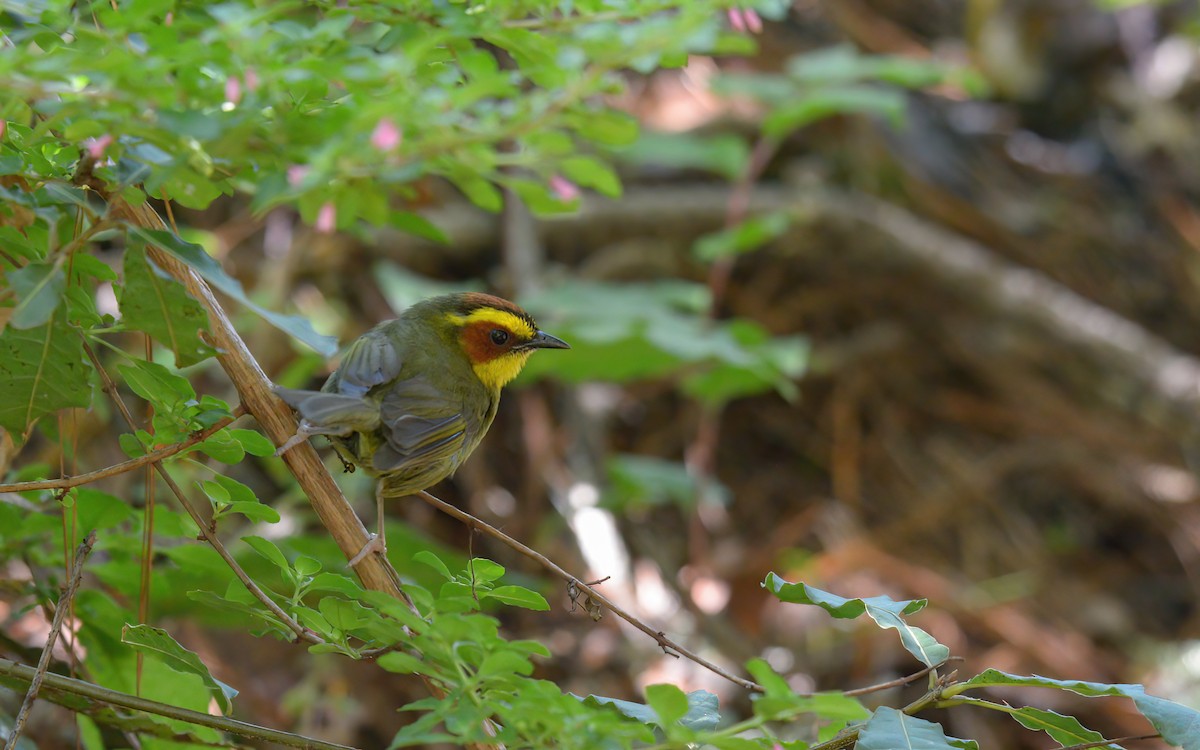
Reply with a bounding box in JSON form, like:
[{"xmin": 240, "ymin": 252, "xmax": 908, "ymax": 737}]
[
  {"xmin": 5, "ymin": 531, "xmax": 96, "ymax": 750},
  {"xmin": 0, "ymin": 657, "xmax": 360, "ymax": 750},
  {"xmin": 81, "ymin": 341, "xmax": 325, "ymax": 647},
  {"xmin": 416, "ymin": 490, "xmax": 763, "ymax": 692},
  {"xmin": 0, "ymin": 409, "xmax": 244, "ymax": 494},
  {"xmin": 842, "ymin": 657, "xmax": 961, "ymax": 697}
]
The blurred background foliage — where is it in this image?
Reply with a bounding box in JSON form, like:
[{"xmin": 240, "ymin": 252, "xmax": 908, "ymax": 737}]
[{"xmin": 4, "ymin": 0, "xmax": 1200, "ymax": 748}]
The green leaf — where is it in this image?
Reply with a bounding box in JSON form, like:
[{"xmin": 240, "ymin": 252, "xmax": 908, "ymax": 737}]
[
  {"xmin": 560, "ymin": 156, "xmax": 622, "ymax": 198},
  {"xmin": 581, "ymin": 689, "xmax": 719, "ymax": 731},
  {"xmin": 243, "ymin": 535, "xmax": 292, "ymax": 576},
  {"xmin": 569, "ymin": 109, "xmax": 639, "ymax": 146},
  {"xmin": 645, "ymin": 684, "xmax": 690, "ymax": 727},
  {"xmin": 483, "ymin": 585, "xmax": 549, "ymax": 611},
  {"xmin": 694, "ymin": 212, "xmax": 791, "ymax": 262},
  {"xmin": 617, "ymin": 131, "xmax": 749, "ymax": 180},
  {"xmin": 466, "ymin": 558, "xmax": 505, "ymax": 584},
  {"xmin": 118, "ymin": 360, "xmax": 195, "ymax": 407},
  {"xmin": 227, "ymin": 428, "xmax": 276, "ymax": 457},
  {"xmin": 125, "ymin": 226, "xmax": 336, "ymax": 356},
  {"xmin": 763, "ymin": 573, "xmax": 949, "ymax": 667},
  {"xmin": 858, "ymin": 707, "xmax": 961, "ymax": 750},
  {"xmin": 120, "ymin": 624, "xmax": 238, "ymax": 714},
  {"xmin": 413, "ymin": 550, "xmax": 453, "ymax": 580},
  {"xmin": 8, "ymin": 262, "xmax": 66, "ymax": 329},
  {"xmin": 1009, "ymin": 707, "xmax": 1121, "ymax": 750},
  {"xmin": 194, "ymin": 432, "xmax": 246, "ymax": 463},
  {"xmin": 948, "ymin": 670, "xmax": 1200, "ymax": 749},
  {"xmin": 119, "ymin": 243, "xmax": 217, "ymax": 367},
  {"xmin": 0, "ymin": 311, "xmax": 92, "ymax": 435}
]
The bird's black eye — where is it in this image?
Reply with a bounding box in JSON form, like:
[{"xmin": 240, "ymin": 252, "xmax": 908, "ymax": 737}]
[{"xmin": 490, "ymin": 329, "xmax": 510, "ymax": 346}]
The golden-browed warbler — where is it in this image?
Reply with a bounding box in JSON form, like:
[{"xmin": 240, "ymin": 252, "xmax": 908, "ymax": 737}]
[{"xmin": 275, "ymin": 292, "xmax": 569, "ymax": 564}]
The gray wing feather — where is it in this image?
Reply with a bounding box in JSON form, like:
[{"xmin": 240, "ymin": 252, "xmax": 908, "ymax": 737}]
[
  {"xmin": 274, "ymin": 387, "xmax": 381, "ymax": 433},
  {"xmin": 370, "ymin": 376, "xmax": 467, "ymax": 472},
  {"xmin": 332, "ymin": 326, "xmax": 403, "ymax": 398}
]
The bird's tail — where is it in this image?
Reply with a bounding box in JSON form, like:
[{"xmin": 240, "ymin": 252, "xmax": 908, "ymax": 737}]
[{"xmin": 274, "ymin": 387, "xmax": 382, "ymax": 434}]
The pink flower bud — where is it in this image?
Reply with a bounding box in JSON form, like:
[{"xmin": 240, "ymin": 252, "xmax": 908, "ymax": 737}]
[
  {"xmin": 85, "ymin": 134, "xmax": 114, "ymax": 160},
  {"xmin": 244, "ymin": 68, "xmax": 260, "ymax": 92},
  {"xmin": 224, "ymin": 76, "xmax": 241, "ymax": 106},
  {"xmin": 0, "ymin": 121, "xmax": 6, "ymax": 140},
  {"xmin": 287, "ymin": 165, "xmax": 310, "ymax": 187},
  {"xmin": 315, "ymin": 201, "xmax": 336, "ymax": 233},
  {"xmin": 370, "ymin": 118, "xmax": 402, "ymax": 151},
  {"xmin": 744, "ymin": 8, "xmax": 763, "ymax": 33},
  {"xmin": 727, "ymin": 8, "xmax": 746, "ymax": 33},
  {"xmin": 549, "ymin": 175, "xmax": 580, "ymax": 202}
]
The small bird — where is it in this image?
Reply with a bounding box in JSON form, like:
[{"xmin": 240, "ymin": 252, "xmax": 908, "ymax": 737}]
[{"xmin": 274, "ymin": 292, "xmax": 569, "ymax": 564}]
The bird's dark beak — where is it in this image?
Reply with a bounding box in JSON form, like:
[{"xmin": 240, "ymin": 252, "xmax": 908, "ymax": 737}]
[{"xmin": 522, "ymin": 330, "xmax": 570, "ymax": 350}]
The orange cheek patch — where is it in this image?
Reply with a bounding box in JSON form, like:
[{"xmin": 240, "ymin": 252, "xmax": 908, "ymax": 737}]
[{"xmin": 461, "ymin": 322, "xmax": 506, "ymax": 364}]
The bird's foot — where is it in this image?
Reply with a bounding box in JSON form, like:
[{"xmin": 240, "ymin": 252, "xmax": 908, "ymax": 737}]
[
  {"xmin": 274, "ymin": 429, "xmax": 311, "ymax": 457},
  {"xmin": 347, "ymin": 533, "xmax": 387, "ymax": 567}
]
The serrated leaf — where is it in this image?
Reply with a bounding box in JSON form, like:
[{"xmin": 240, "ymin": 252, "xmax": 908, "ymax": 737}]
[
  {"xmin": 763, "ymin": 573, "xmax": 949, "ymax": 666},
  {"xmin": 8, "ymin": 262, "xmax": 66, "ymax": 329},
  {"xmin": 125, "ymin": 226, "xmax": 336, "ymax": 356},
  {"xmin": 0, "ymin": 311, "xmax": 92, "ymax": 434},
  {"xmin": 120, "ymin": 624, "xmax": 237, "ymax": 714},
  {"xmin": 858, "ymin": 707, "xmax": 960, "ymax": 750},
  {"xmin": 120, "ymin": 243, "xmax": 217, "ymax": 367},
  {"xmin": 483, "ymin": 585, "xmax": 549, "ymax": 611}
]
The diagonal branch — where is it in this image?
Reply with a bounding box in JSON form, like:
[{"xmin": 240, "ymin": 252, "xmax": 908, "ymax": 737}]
[
  {"xmin": 0, "ymin": 409, "xmax": 242, "ymax": 494},
  {"xmin": 415, "ymin": 489, "xmax": 763, "ymax": 692}
]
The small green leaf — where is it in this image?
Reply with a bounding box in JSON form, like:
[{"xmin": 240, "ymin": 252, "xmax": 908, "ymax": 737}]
[
  {"xmin": 222, "ymin": 501, "xmax": 281, "ymax": 523},
  {"xmin": 120, "ymin": 624, "xmax": 238, "ymax": 713},
  {"xmin": 413, "ymin": 550, "xmax": 453, "ymax": 580},
  {"xmin": 483, "ymin": 585, "xmax": 549, "ymax": 611},
  {"xmin": 227, "ymin": 428, "xmax": 275, "ymax": 456},
  {"xmin": 243, "ymin": 536, "xmax": 291, "ymax": 575},
  {"xmin": 560, "ymin": 156, "xmax": 622, "ymax": 198},
  {"xmin": 118, "ymin": 360, "xmax": 195, "ymax": 407},
  {"xmin": 693, "ymin": 212, "xmax": 791, "ymax": 262},
  {"xmin": 763, "ymin": 573, "xmax": 949, "ymax": 666},
  {"xmin": 645, "ymin": 683, "xmax": 689, "ymax": 726},
  {"xmin": 466, "ymin": 558, "xmax": 505, "ymax": 584},
  {"xmin": 8, "ymin": 262, "xmax": 66, "ymax": 329},
  {"xmin": 858, "ymin": 707, "xmax": 960, "ymax": 750},
  {"xmin": 1009, "ymin": 707, "xmax": 1120, "ymax": 750},
  {"xmin": 194, "ymin": 432, "xmax": 246, "ymax": 463}
]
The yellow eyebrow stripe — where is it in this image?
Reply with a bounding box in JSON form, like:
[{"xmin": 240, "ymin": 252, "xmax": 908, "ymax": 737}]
[{"xmin": 447, "ymin": 308, "xmax": 536, "ymax": 338}]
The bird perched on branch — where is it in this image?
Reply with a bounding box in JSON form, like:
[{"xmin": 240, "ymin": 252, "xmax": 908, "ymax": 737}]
[{"xmin": 274, "ymin": 292, "xmax": 569, "ymax": 565}]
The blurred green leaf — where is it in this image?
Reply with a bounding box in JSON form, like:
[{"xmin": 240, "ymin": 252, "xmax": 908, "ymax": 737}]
[
  {"xmin": 8, "ymin": 261, "xmax": 65, "ymax": 329},
  {"xmin": 0, "ymin": 311, "xmax": 92, "ymax": 435},
  {"xmin": 618, "ymin": 131, "xmax": 750, "ymax": 180},
  {"xmin": 119, "ymin": 243, "xmax": 217, "ymax": 367}
]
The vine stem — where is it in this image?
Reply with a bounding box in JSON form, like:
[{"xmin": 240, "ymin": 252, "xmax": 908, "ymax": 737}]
[
  {"xmin": 0, "ymin": 408, "xmax": 243, "ymax": 494},
  {"xmin": 0, "ymin": 657, "xmax": 359, "ymax": 750},
  {"xmin": 5, "ymin": 531, "xmax": 96, "ymax": 750},
  {"xmin": 415, "ymin": 489, "xmax": 763, "ymax": 692}
]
